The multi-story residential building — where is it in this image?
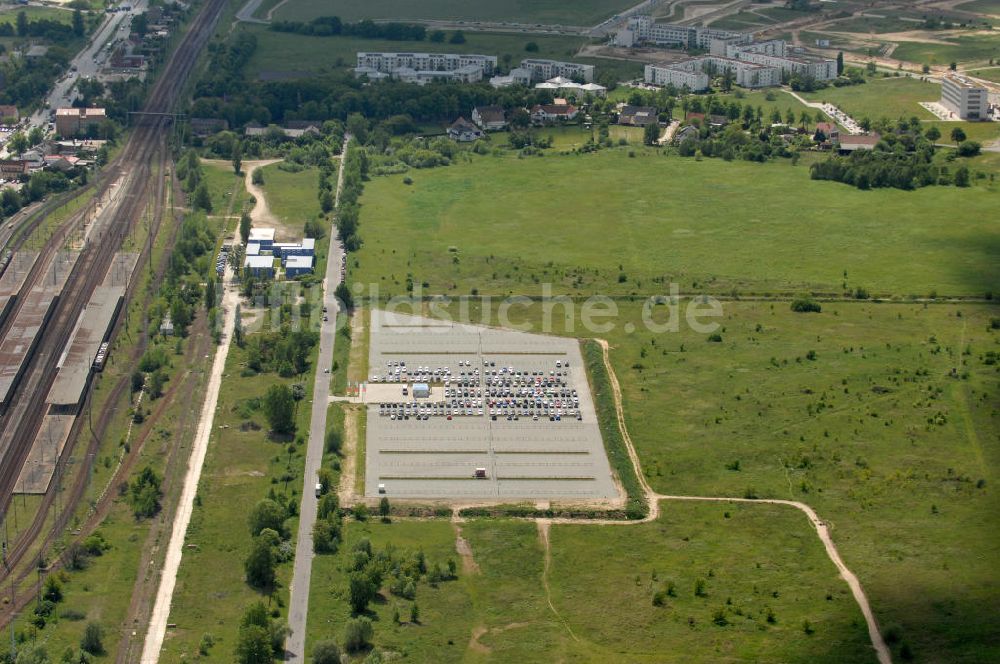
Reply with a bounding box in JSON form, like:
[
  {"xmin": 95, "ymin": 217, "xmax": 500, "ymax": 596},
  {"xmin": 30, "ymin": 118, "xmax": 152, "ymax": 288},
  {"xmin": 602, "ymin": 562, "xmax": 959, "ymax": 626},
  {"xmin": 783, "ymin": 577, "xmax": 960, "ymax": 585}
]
[
  {"xmin": 519, "ymin": 59, "xmax": 595, "ymax": 83},
  {"xmin": 617, "ymin": 16, "xmax": 749, "ymax": 50},
  {"xmin": 354, "ymin": 52, "xmax": 497, "ymax": 84},
  {"xmin": 734, "ymin": 41, "xmax": 836, "ymax": 81},
  {"xmin": 55, "ymin": 107, "xmax": 106, "ymax": 137},
  {"xmin": 644, "ymin": 63, "xmax": 710, "ymax": 91},
  {"xmin": 941, "ymin": 74, "xmax": 988, "ymax": 120},
  {"xmin": 645, "ymin": 56, "xmax": 780, "ymax": 90}
]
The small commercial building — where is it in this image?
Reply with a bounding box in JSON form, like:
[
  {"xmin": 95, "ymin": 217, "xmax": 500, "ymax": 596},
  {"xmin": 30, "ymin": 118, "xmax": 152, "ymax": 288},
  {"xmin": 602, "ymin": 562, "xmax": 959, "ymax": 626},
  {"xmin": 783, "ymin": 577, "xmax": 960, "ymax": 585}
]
[
  {"xmin": 412, "ymin": 382, "xmax": 430, "ymax": 399},
  {"xmin": 248, "ymin": 227, "xmax": 276, "ymax": 250},
  {"xmin": 273, "ymin": 238, "xmax": 316, "ymax": 260},
  {"xmin": 284, "ymin": 255, "xmax": 314, "ymax": 278},
  {"xmin": 244, "ymin": 255, "xmax": 275, "ymax": 278}
]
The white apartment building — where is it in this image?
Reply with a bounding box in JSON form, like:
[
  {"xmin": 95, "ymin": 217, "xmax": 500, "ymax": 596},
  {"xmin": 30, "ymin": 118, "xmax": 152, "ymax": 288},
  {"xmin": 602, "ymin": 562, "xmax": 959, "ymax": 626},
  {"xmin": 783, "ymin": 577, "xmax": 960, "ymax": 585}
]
[
  {"xmin": 644, "ymin": 63, "xmax": 710, "ymax": 91},
  {"xmin": 617, "ymin": 16, "xmax": 749, "ymax": 50},
  {"xmin": 519, "ymin": 59, "xmax": 595, "ymax": 83},
  {"xmin": 354, "ymin": 52, "xmax": 498, "ymax": 83},
  {"xmin": 941, "ymin": 74, "xmax": 988, "ymax": 120},
  {"xmin": 645, "ymin": 56, "xmax": 780, "ymax": 90},
  {"xmin": 736, "ymin": 44, "xmax": 837, "ymax": 81}
]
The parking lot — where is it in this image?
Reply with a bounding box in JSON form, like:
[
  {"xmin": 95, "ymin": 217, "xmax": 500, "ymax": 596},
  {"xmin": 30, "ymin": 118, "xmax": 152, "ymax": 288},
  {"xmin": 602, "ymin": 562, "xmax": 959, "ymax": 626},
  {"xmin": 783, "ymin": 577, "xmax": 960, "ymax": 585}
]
[{"xmin": 364, "ymin": 310, "xmax": 618, "ymax": 501}]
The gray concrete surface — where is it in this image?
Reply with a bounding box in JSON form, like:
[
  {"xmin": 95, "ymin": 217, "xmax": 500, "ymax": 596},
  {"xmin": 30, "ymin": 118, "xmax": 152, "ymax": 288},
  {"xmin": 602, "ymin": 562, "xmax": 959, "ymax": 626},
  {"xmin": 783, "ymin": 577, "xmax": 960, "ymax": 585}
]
[{"xmin": 364, "ymin": 310, "xmax": 617, "ymax": 501}]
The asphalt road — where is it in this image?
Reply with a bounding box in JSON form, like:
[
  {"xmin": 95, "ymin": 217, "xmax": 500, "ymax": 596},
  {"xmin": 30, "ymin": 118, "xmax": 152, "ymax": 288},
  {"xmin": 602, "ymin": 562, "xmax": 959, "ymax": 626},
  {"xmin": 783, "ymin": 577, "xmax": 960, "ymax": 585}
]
[{"xmin": 285, "ymin": 136, "xmax": 349, "ymax": 663}]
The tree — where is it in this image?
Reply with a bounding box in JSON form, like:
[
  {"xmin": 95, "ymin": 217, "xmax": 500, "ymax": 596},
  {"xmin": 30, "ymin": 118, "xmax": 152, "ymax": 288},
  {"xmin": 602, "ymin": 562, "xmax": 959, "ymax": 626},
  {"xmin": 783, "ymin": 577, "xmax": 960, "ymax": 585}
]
[
  {"xmin": 525, "ymin": 41, "xmax": 539, "ymax": 52},
  {"xmin": 263, "ymin": 384, "xmax": 296, "ymax": 434},
  {"xmin": 410, "ymin": 602, "xmax": 420, "ymax": 623},
  {"xmin": 429, "ymin": 30, "xmax": 445, "ymax": 43},
  {"xmin": 949, "ymin": 61, "xmax": 957, "ymax": 71},
  {"xmin": 8, "ymin": 132, "xmax": 27, "ymax": 156},
  {"xmin": 957, "ymin": 140, "xmax": 980, "ymax": 157},
  {"xmin": 954, "ymin": 165, "xmax": 970, "ymax": 187},
  {"xmin": 232, "ymin": 141, "xmax": 243, "ymax": 175},
  {"xmin": 235, "ymin": 625, "xmax": 272, "ymax": 664},
  {"xmin": 449, "ymin": 30, "xmax": 466, "ymax": 44},
  {"xmin": 244, "ymin": 536, "xmax": 276, "ymax": 589},
  {"xmin": 335, "ymin": 282, "xmax": 353, "ymax": 310},
  {"xmin": 72, "ymin": 9, "xmax": 84, "ymax": 37},
  {"xmin": 128, "ymin": 467, "xmax": 162, "ymax": 518},
  {"xmin": 193, "ymin": 183, "xmax": 213, "ymax": 212},
  {"xmin": 251, "ymin": 168, "xmax": 264, "ymax": 185},
  {"xmin": 131, "ymin": 371, "xmax": 145, "ymax": 393},
  {"xmin": 344, "ymin": 617, "xmax": 374, "ymax": 652},
  {"xmin": 379, "ymin": 497, "xmax": 390, "ymax": 518},
  {"xmin": 239, "ymin": 211, "xmax": 252, "ymax": 245},
  {"xmin": 836, "ymin": 51, "xmax": 844, "ymax": 75},
  {"xmin": 312, "ymin": 641, "xmax": 342, "ymax": 664},
  {"xmin": 925, "ymin": 125, "xmax": 941, "ymax": 142},
  {"xmin": 349, "ymin": 571, "xmax": 377, "ymax": 613},
  {"xmin": 922, "ymin": 63, "xmax": 930, "ymax": 74},
  {"xmin": 950, "ymin": 127, "xmax": 966, "ymax": 143},
  {"xmin": 248, "ymin": 498, "xmax": 287, "ymax": 537},
  {"xmin": 81, "ymin": 622, "xmax": 104, "ymax": 656},
  {"xmin": 643, "ymin": 121, "xmax": 660, "ymax": 146},
  {"xmin": 16, "ymin": 11, "xmax": 27, "ymax": 37}
]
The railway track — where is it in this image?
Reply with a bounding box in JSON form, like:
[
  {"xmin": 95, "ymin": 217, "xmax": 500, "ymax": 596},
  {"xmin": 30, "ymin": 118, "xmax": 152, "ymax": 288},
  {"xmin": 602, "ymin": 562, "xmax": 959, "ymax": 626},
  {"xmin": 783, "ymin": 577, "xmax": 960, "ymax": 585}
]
[{"xmin": 0, "ymin": 0, "xmax": 229, "ymax": 604}]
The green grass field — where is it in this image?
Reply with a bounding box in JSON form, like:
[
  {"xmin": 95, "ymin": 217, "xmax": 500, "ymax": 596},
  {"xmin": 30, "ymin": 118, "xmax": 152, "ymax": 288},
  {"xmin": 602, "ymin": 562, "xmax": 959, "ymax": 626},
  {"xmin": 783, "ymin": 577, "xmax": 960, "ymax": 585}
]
[
  {"xmin": 305, "ymin": 506, "xmax": 877, "ymax": 662},
  {"xmin": 968, "ymin": 65, "xmax": 1000, "ymax": 81},
  {"xmin": 273, "ymin": 0, "xmax": 637, "ymax": 25},
  {"xmin": 242, "ymin": 25, "xmax": 642, "ymax": 82},
  {"xmin": 893, "ymin": 34, "xmax": 1000, "ymax": 65},
  {"xmin": 350, "ymin": 149, "xmax": 998, "ymax": 298},
  {"xmin": 0, "ymin": 6, "xmax": 74, "ymax": 26},
  {"xmin": 258, "ymin": 164, "xmax": 321, "ymax": 235},
  {"xmin": 958, "ymin": 0, "xmax": 1000, "ymax": 15}
]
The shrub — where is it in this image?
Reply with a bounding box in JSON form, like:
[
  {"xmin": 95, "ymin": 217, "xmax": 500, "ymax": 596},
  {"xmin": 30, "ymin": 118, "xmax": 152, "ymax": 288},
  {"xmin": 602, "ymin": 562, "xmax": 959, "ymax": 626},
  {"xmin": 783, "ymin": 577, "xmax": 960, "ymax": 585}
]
[
  {"xmin": 344, "ymin": 616, "xmax": 374, "ymax": 652},
  {"xmin": 313, "ymin": 640, "xmax": 342, "ymax": 664},
  {"xmin": 707, "ymin": 333, "xmax": 723, "ymax": 343},
  {"xmin": 81, "ymin": 622, "xmax": 104, "ymax": 655},
  {"xmin": 790, "ymin": 298, "xmax": 821, "ymax": 313}
]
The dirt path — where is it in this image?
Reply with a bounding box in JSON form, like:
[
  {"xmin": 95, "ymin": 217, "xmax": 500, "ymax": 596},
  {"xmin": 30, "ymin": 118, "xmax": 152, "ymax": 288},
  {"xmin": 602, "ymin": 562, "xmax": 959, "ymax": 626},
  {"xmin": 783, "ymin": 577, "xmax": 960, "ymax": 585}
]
[
  {"xmin": 536, "ymin": 519, "xmax": 580, "ymax": 643},
  {"xmin": 337, "ymin": 404, "xmax": 360, "ymax": 504},
  {"xmin": 241, "ymin": 158, "xmax": 282, "ymax": 224},
  {"xmin": 451, "ymin": 514, "xmax": 480, "ymax": 575}
]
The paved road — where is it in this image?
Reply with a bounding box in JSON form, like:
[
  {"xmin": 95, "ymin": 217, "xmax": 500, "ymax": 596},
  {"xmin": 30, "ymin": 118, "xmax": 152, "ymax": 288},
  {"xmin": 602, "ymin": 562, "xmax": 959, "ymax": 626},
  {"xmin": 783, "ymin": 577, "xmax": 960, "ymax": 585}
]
[{"xmin": 285, "ymin": 136, "xmax": 349, "ymax": 663}]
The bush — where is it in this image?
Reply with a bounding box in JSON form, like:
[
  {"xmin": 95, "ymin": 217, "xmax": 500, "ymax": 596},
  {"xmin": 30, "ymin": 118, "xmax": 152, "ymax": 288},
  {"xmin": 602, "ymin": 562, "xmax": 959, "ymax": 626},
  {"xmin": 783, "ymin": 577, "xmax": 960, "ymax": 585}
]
[
  {"xmin": 790, "ymin": 298, "xmax": 822, "ymax": 313},
  {"xmin": 957, "ymin": 140, "xmax": 981, "ymax": 157},
  {"xmin": 313, "ymin": 640, "xmax": 342, "ymax": 664},
  {"xmin": 81, "ymin": 622, "xmax": 104, "ymax": 655},
  {"xmin": 344, "ymin": 616, "xmax": 374, "ymax": 652}
]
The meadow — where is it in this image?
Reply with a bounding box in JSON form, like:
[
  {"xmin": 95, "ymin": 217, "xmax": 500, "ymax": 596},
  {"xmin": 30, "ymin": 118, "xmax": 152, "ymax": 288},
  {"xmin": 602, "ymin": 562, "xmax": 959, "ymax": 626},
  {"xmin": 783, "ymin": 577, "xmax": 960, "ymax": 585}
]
[
  {"xmin": 305, "ymin": 506, "xmax": 877, "ymax": 662},
  {"xmin": 349, "ymin": 149, "xmax": 999, "ymax": 299},
  {"xmin": 892, "ymin": 34, "xmax": 1000, "ymax": 65},
  {"xmin": 958, "ymin": 0, "xmax": 1000, "ymax": 15},
  {"xmin": 272, "ymin": 0, "xmax": 639, "ymax": 26},
  {"xmin": 968, "ymin": 65, "xmax": 1000, "ymax": 81},
  {"xmin": 242, "ymin": 25, "xmax": 642, "ymax": 82}
]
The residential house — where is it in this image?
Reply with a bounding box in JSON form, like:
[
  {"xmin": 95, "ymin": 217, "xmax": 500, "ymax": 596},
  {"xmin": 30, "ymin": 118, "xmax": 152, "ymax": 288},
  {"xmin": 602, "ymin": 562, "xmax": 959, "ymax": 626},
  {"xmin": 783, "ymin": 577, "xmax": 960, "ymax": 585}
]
[
  {"xmin": 837, "ymin": 133, "xmax": 881, "ymax": 154},
  {"xmin": 674, "ymin": 125, "xmax": 700, "ymax": 144},
  {"xmin": 471, "ymin": 106, "xmax": 506, "ymax": 131},
  {"xmin": 190, "ymin": 117, "xmax": 229, "ymax": 137},
  {"xmin": 814, "ymin": 122, "xmax": 839, "ymax": 142},
  {"xmin": 447, "ymin": 117, "xmax": 483, "ymax": 142},
  {"xmin": 530, "ymin": 104, "xmax": 579, "ymax": 125},
  {"xmin": 618, "ymin": 105, "xmax": 658, "ymax": 127}
]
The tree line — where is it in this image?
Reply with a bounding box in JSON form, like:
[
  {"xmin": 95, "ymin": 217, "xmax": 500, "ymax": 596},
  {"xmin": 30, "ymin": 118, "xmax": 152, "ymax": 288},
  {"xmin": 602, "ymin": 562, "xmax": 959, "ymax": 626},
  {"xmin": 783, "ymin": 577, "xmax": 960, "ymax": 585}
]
[{"xmin": 271, "ymin": 16, "xmax": 426, "ymax": 41}]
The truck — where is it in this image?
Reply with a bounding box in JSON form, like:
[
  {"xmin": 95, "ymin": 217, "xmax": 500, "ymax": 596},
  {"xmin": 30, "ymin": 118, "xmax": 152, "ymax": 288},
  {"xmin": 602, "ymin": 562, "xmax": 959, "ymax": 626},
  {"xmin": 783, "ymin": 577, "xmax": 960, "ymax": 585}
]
[
  {"xmin": 474, "ymin": 468, "xmax": 487, "ymax": 479},
  {"xmin": 315, "ymin": 483, "xmax": 323, "ymax": 498}
]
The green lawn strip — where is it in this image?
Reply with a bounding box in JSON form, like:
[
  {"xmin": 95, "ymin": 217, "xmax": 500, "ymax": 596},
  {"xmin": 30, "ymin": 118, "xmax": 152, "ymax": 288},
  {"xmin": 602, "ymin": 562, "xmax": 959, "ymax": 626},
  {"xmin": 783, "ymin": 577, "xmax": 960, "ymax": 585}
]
[
  {"xmin": 273, "ymin": 0, "xmax": 638, "ymax": 26},
  {"xmin": 202, "ymin": 160, "xmax": 252, "ymax": 219},
  {"xmin": 583, "ymin": 339, "xmax": 646, "ymax": 518},
  {"xmin": 330, "ymin": 313, "xmax": 351, "ymax": 394},
  {"xmin": 351, "ymin": 149, "xmax": 998, "ymax": 298},
  {"xmin": 968, "ymin": 66, "xmax": 1000, "ymax": 81},
  {"xmin": 549, "ymin": 501, "xmax": 875, "ymax": 663}
]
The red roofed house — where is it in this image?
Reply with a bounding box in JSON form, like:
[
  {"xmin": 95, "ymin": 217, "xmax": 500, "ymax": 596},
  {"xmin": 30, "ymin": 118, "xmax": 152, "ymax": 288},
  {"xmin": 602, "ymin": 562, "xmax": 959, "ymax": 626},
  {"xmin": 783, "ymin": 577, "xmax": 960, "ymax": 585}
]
[
  {"xmin": 530, "ymin": 104, "xmax": 578, "ymax": 125},
  {"xmin": 814, "ymin": 121, "xmax": 839, "ymax": 142},
  {"xmin": 837, "ymin": 132, "xmax": 881, "ymax": 154}
]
